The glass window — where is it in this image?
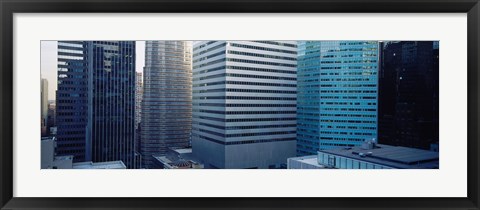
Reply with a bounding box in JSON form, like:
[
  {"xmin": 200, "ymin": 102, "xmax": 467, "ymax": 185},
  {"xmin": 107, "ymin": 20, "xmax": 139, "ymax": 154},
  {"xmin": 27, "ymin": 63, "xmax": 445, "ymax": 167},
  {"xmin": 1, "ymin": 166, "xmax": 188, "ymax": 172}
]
[
  {"xmin": 360, "ymin": 162, "xmax": 367, "ymax": 169},
  {"xmin": 353, "ymin": 160, "xmax": 360, "ymax": 169},
  {"xmin": 367, "ymin": 163, "xmax": 374, "ymax": 169},
  {"xmin": 346, "ymin": 159, "xmax": 353, "ymax": 169}
]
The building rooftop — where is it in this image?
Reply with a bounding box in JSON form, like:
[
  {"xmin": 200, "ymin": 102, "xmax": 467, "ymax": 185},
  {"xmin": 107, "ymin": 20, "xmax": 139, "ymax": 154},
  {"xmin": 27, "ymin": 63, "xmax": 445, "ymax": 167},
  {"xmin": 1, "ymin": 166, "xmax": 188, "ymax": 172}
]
[
  {"xmin": 152, "ymin": 154, "xmax": 203, "ymax": 169},
  {"xmin": 289, "ymin": 155, "xmax": 326, "ymax": 168},
  {"xmin": 54, "ymin": 155, "xmax": 73, "ymax": 161},
  {"xmin": 173, "ymin": 148, "xmax": 192, "ymax": 154},
  {"xmin": 288, "ymin": 155, "xmax": 326, "ymax": 169},
  {"xmin": 72, "ymin": 161, "xmax": 126, "ymax": 169},
  {"xmin": 320, "ymin": 143, "xmax": 439, "ymax": 169}
]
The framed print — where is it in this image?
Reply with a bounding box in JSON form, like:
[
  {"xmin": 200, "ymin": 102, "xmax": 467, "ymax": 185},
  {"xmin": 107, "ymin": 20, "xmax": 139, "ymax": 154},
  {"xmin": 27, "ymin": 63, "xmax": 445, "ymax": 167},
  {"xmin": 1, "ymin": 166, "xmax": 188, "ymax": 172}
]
[{"xmin": 1, "ymin": 0, "xmax": 479, "ymax": 209}]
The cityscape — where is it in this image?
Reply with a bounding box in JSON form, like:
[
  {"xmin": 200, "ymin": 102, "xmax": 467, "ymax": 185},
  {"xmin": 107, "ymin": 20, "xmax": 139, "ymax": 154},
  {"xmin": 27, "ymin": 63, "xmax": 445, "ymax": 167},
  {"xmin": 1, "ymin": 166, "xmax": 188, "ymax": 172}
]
[{"xmin": 41, "ymin": 41, "xmax": 439, "ymax": 169}]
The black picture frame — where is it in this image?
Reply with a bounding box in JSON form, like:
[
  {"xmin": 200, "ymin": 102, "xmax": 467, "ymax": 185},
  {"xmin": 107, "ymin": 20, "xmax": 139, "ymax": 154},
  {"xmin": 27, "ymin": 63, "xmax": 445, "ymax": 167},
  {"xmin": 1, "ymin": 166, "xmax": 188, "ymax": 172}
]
[{"xmin": 1, "ymin": 0, "xmax": 479, "ymax": 209}]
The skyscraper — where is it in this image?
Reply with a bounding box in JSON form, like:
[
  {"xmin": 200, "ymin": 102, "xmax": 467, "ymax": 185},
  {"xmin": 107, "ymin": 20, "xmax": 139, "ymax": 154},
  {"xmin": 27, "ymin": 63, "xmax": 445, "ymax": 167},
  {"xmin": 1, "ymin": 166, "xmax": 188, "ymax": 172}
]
[
  {"xmin": 192, "ymin": 41, "xmax": 297, "ymax": 169},
  {"xmin": 41, "ymin": 78, "xmax": 49, "ymax": 136},
  {"xmin": 47, "ymin": 101, "xmax": 56, "ymax": 135},
  {"xmin": 297, "ymin": 41, "xmax": 379, "ymax": 155},
  {"xmin": 378, "ymin": 41, "xmax": 439, "ymax": 150},
  {"xmin": 134, "ymin": 71, "xmax": 143, "ymax": 168},
  {"xmin": 56, "ymin": 41, "xmax": 136, "ymax": 168},
  {"xmin": 56, "ymin": 41, "xmax": 88, "ymax": 161},
  {"xmin": 135, "ymin": 72, "xmax": 143, "ymax": 130},
  {"xmin": 140, "ymin": 41, "xmax": 192, "ymax": 168},
  {"xmin": 86, "ymin": 41, "xmax": 136, "ymax": 168}
]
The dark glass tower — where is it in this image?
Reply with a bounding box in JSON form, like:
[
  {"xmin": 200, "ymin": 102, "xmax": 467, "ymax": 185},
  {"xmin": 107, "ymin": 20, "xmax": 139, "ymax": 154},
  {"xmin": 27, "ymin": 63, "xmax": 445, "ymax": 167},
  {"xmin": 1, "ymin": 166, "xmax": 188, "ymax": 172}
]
[
  {"xmin": 141, "ymin": 41, "xmax": 192, "ymax": 168},
  {"xmin": 86, "ymin": 41, "xmax": 136, "ymax": 168},
  {"xmin": 378, "ymin": 41, "xmax": 439, "ymax": 150},
  {"xmin": 56, "ymin": 41, "xmax": 136, "ymax": 168},
  {"xmin": 56, "ymin": 41, "xmax": 89, "ymax": 161}
]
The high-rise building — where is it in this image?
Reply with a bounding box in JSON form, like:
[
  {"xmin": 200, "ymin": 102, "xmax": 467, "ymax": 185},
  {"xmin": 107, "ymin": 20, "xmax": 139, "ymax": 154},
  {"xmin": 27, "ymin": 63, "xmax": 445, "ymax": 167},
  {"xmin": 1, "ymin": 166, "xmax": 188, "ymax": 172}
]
[
  {"xmin": 56, "ymin": 41, "xmax": 136, "ymax": 168},
  {"xmin": 135, "ymin": 72, "xmax": 143, "ymax": 129},
  {"xmin": 86, "ymin": 41, "xmax": 136, "ymax": 168},
  {"xmin": 47, "ymin": 101, "xmax": 56, "ymax": 135},
  {"xmin": 134, "ymin": 71, "xmax": 143, "ymax": 168},
  {"xmin": 192, "ymin": 41, "xmax": 297, "ymax": 169},
  {"xmin": 378, "ymin": 41, "xmax": 439, "ymax": 150},
  {"xmin": 56, "ymin": 41, "xmax": 88, "ymax": 161},
  {"xmin": 41, "ymin": 78, "xmax": 48, "ymax": 136},
  {"xmin": 140, "ymin": 41, "xmax": 192, "ymax": 168},
  {"xmin": 297, "ymin": 41, "xmax": 379, "ymax": 155}
]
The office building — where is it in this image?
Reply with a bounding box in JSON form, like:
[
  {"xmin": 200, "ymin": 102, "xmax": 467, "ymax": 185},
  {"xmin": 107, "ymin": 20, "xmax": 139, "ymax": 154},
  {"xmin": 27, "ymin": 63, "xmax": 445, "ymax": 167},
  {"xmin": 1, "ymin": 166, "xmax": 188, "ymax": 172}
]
[
  {"xmin": 41, "ymin": 137, "xmax": 127, "ymax": 169},
  {"xmin": 56, "ymin": 41, "xmax": 89, "ymax": 161},
  {"xmin": 41, "ymin": 78, "xmax": 48, "ymax": 136},
  {"xmin": 140, "ymin": 41, "xmax": 192, "ymax": 168},
  {"xmin": 297, "ymin": 41, "xmax": 379, "ymax": 155},
  {"xmin": 192, "ymin": 41, "xmax": 297, "ymax": 169},
  {"xmin": 47, "ymin": 101, "xmax": 56, "ymax": 135},
  {"xmin": 56, "ymin": 41, "xmax": 136, "ymax": 168},
  {"xmin": 378, "ymin": 41, "xmax": 439, "ymax": 149},
  {"xmin": 288, "ymin": 141, "xmax": 439, "ymax": 169},
  {"xmin": 135, "ymin": 72, "xmax": 142, "ymax": 129},
  {"xmin": 134, "ymin": 72, "xmax": 143, "ymax": 168},
  {"xmin": 41, "ymin": 137, "xmax": 74, "ymax": 169}
]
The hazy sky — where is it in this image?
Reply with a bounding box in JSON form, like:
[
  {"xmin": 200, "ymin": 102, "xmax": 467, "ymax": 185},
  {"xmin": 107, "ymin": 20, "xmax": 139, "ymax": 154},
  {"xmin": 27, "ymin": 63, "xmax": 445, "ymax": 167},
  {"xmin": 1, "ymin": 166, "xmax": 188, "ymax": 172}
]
[{"xmin": 40, "ymin": 41, "xmax": 146, "ymax": 101}]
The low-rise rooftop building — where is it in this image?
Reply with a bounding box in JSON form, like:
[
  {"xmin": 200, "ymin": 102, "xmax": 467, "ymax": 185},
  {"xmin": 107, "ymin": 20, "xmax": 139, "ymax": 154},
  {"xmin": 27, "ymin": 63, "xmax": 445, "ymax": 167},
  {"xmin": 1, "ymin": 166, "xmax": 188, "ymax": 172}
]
[
  {"xmin": 72, "ymin": 161, "xmax": 126, "ymax": 169},
  {"xmin": 151, "ymin": 147, "xmax": 204, "ymax": 169},
  {"xmin": 42, "ymin": 136, "xmax": 127, "ymax": 169},
  {"xmin": 288, "ymin": 141, "xmax": 439, "ymax": 169},
  {"xmin": 287, "ymin": 155, "xmax": 326, "ymax": 169}
]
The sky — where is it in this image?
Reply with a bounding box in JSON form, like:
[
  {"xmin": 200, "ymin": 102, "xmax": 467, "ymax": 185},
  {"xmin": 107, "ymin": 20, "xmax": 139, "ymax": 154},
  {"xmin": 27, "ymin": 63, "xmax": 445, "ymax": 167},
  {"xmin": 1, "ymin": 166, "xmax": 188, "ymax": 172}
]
[{"xmin": 40, "ymin": 41, "xmax": 145, "ymax": 101}]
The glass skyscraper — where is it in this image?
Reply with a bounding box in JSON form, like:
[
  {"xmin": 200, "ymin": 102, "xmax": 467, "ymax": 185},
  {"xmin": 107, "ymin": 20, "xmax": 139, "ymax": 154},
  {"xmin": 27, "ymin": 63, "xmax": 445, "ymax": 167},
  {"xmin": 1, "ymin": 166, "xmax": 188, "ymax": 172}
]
[
  {"xmin": 192, "ymin": 41, "xmax": 297, "ymax": 169},
  {"xmin": 297, "ymin": 41, "xmax": 379, "ymax": 155},
  {"xmin": 135, "ymin": 72, "xmax": 142, "ymax": 130},
  {"xmin": 86, "ymin": 41, "xmax": 136, "ymax": 168},
  {"xmin": 56, "ymin": 41, "xmax": 88, "ymax": 161},
  {"xmin": 378, "ymin": 41, "xmax": 439, "ymax": 150},
  {"xmin": 56, "ymin": 41, "xmax": 136, "ymax": 168},
  {"xmin": 140, "ymin": 41, "xmax": 192, "ymax": 168}
]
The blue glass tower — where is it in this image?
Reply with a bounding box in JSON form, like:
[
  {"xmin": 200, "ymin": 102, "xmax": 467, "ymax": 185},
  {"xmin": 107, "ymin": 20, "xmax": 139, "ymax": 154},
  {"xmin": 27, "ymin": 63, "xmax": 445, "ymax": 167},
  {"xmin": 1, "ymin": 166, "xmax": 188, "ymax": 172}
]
[
  {"xmin": 86, "ymin": 41, "xmax": 136, "ymax": 168},
  {"xmin": 56, "ymin": 41, "xmax": 88, "ymax": 161},
  {"xmin": 297, "ymin": 41, "xmax": 379, "ymax": 155},
  {"xmin": 56, "ymin": 41, "xmax": 136, "ymax": 168}
]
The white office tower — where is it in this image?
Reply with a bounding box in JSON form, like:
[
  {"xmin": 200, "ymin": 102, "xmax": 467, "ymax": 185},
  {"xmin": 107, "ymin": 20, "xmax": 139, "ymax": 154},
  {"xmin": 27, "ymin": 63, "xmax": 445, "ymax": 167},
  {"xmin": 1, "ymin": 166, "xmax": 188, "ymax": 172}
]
[{"xmin": 192, "ymin": 41, "xmax": 297, "ymax": 169}]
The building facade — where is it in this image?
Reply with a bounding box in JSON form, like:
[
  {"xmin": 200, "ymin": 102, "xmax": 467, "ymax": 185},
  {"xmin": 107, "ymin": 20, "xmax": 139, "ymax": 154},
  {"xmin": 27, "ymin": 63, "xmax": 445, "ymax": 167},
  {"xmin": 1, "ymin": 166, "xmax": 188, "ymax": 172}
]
[
  {"xmin": 378, "ymin": 41, "xmax": 439, "ymax": 149},
  {"xmin": 140, "ymin": 41, "xmax": 192, "ymax": 168},
  {"xmin": 288, "ymin": 141, "xmax": 439, "ymax": 169},
  {"xmin": 86, "ymin": 41, "xmax": 136, "ymax": 168},
  {"xmin": 297, "ymin": 41, "xmax": 379, "ymax": 155},
  {"xmin": 56, "ymin": 41, "xmax": 136, "ymax": 168},
  {"xmin": 192, "ymin": 41, "xmax": 297, "ymax": 169},
  {"xmin": 41, "ymin": 78, "xmax": 49, "ymax": 136},
  {"xmin": 56, "ymin": 41, "xmax": 89, "ymax": 161},
  {"xmin": 47, "ymin": 101, "xmax": 56, "ymax": 136},
  {"xmin": 135, "ymin": 72, "xmax": 143, "ymax": 130}
]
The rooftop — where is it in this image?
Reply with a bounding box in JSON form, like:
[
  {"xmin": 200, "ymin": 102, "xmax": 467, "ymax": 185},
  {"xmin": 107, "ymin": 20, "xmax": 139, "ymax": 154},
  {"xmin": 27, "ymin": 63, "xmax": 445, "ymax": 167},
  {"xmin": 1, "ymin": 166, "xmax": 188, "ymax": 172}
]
[
  {"xmin": 54, "ymin": 155, "xmax": 73, "ymax": 161},
  {"xmin": 320, "ymin": 144, "xmax": 439, "ymax": 169},
  {"xmin": 72, "ymin": 161, "xmax": 126, "ymax": 169},
  {"xmin": 173, "ymin": 148, "xmax": 192, "ymax": 154},
  {"xmin": 288, "ymin": 155, "xmax": 326, "ymax": 169}
]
